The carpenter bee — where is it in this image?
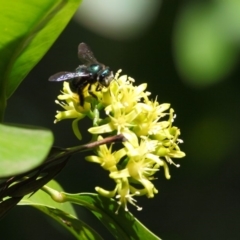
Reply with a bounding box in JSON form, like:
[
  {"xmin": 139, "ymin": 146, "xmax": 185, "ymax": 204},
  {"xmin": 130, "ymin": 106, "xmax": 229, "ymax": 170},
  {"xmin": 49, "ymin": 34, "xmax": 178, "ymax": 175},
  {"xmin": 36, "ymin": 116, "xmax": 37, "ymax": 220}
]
[{"xmin": 49, "ymin": 43, "xmax": 114, "ymax": 106}]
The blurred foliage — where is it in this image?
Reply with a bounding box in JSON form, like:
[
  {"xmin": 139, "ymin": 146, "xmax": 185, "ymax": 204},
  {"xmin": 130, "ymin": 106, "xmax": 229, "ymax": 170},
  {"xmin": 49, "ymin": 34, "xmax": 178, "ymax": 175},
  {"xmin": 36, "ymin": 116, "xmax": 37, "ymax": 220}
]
[{"xmin": 173, "ymin": 0, "xmax": 240, "ymax": 87}]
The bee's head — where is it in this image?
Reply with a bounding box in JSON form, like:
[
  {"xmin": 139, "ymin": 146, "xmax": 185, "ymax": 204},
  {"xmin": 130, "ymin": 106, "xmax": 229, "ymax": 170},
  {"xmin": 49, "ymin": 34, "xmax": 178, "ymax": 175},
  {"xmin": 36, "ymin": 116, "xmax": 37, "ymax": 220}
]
[{"xmin": 98, "ymin": 67, "xmax": 114, "ymax": 87}]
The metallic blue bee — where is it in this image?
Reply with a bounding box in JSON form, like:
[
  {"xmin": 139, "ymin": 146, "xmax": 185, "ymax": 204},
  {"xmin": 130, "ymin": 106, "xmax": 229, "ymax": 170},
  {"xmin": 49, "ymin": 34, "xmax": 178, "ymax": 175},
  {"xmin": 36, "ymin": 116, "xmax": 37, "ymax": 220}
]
[{"xmin": 49, "ymin": 43, "xmax": 114, "ymax": 106}]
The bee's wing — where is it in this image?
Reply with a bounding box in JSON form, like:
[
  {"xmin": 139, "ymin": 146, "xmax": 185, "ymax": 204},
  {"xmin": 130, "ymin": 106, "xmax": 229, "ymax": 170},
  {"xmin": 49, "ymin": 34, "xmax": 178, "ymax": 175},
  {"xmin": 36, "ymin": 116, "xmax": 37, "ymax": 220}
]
[
  {"xmin": 48, "ymin": 71, "xmax": 89, "ymax": 82},
  {"xmin": 78, "ymin": 42, "xmax": 99, "ymax": 65}
]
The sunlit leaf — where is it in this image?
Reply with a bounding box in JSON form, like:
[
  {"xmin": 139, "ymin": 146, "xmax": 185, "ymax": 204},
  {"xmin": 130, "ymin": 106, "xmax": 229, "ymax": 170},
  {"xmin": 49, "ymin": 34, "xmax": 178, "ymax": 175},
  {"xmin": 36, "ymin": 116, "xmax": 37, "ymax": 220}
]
[
  {"xmin": 0, "ymin": 0, "xmax": 81, "ymax": 102},
  {"xmin": 0, "ymin": 124, "xmax": 53, "ymax": 177},
  {"xmin": 19, "ymin": 180, "xmax": 103, "ymax": 240},
  {"xmin": 64, "ymin": 193, "xmax": 161, "ymax": 240}
]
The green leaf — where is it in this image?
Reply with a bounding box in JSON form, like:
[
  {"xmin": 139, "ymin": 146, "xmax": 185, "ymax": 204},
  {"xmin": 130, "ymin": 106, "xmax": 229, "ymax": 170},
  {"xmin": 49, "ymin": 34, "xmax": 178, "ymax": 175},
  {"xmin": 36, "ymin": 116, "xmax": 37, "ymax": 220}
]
[
  {"xmin": 0, "ymin": 124, "xmax": 53, "ymax": 177},
  {"xmin": 64, "ymin": 193, "xmax": 161, "ymax": 240},
  {"xmin": 0, "ymin": 0, "xmax": 81, "ymax": 118},
  {"xmin": 19, "ymin": 180, "xmax": 103, "ymax": 240},
  {"xmin": 20, "ymin": 180, "xmax": 76, "ymax": 218}
]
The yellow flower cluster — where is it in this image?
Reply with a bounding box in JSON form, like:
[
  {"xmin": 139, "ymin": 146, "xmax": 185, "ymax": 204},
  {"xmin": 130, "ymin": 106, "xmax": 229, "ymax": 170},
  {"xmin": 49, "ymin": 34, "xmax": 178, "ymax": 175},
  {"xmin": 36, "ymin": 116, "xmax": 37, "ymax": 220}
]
[{"xmin": 54, "ymin": 70, "xmax": 185, "ymax": 212}]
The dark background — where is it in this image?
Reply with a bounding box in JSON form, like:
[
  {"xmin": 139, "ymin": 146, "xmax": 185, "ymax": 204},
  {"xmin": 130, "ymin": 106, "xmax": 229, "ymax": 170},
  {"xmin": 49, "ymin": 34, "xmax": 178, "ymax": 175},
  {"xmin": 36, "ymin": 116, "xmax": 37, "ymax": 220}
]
[{"xmin": 1, "ymin": 1, "xmax": 240, "ymax": 239}]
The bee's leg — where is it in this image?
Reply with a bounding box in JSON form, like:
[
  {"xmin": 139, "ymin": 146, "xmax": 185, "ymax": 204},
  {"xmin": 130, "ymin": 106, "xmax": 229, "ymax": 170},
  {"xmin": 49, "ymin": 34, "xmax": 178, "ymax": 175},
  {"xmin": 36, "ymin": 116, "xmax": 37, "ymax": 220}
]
[
  {"xmin": 77, "ymin": 88, "xmax": 85, "ymax": 106},
  {"xmin": 88, "ymin": 83, "xmax": 98, "ymax": 99},
  {"xmin": 95, "ymin": 83, "xmax": 102, "ymax": 92},
  {"xmin": 88, "ymin": 83, "xmax": 102, "ymax": 99}
]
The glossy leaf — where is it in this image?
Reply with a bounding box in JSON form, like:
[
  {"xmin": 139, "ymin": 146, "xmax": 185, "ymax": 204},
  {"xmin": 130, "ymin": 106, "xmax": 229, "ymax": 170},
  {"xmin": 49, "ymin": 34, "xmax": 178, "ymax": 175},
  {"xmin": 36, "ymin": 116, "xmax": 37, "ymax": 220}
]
[
  {"xmin": 0, "ymin": 0, "xmax": 81, "ymax": 103},
  {"xmin": 0, "ymin": 124, "xmax": 53, "ymax": 177},
  {"xmin": 19, "ymin": 180, "xmax": 103, "ymax": 240},
  {"xmin": 64, "ymin": 193, "xmax": 161, "ymax": 240}
]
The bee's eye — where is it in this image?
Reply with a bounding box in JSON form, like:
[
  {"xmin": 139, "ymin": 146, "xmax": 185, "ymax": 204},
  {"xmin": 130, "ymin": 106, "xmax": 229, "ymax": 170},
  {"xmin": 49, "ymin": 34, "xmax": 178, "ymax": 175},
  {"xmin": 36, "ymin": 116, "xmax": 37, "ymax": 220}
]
[
  {"xmin": 99, "ymin": 68, "xmax": 113, "ymax": 86},
  {"xmin": 88, "ymin": 64, "xmax": 102, "ymax": 74}
]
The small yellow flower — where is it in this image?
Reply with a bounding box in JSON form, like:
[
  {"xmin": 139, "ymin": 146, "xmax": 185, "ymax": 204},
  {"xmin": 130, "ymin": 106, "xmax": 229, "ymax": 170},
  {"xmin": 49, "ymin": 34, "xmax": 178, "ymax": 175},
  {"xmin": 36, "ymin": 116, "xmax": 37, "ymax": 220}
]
[
  {"xmin": 85, "ymin": 136, "xmax": 126, "ymax": 172},
  {"xmin": 54, "ymin": 82, "xmax": 91, "ymax": 139},
  {"xmin": 132, "ymin": 101, "xmax": 171, "ymax": 136},
  {"xmin": 53, "ymin": 70, "xmax": 185, "ymax": 211}
]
